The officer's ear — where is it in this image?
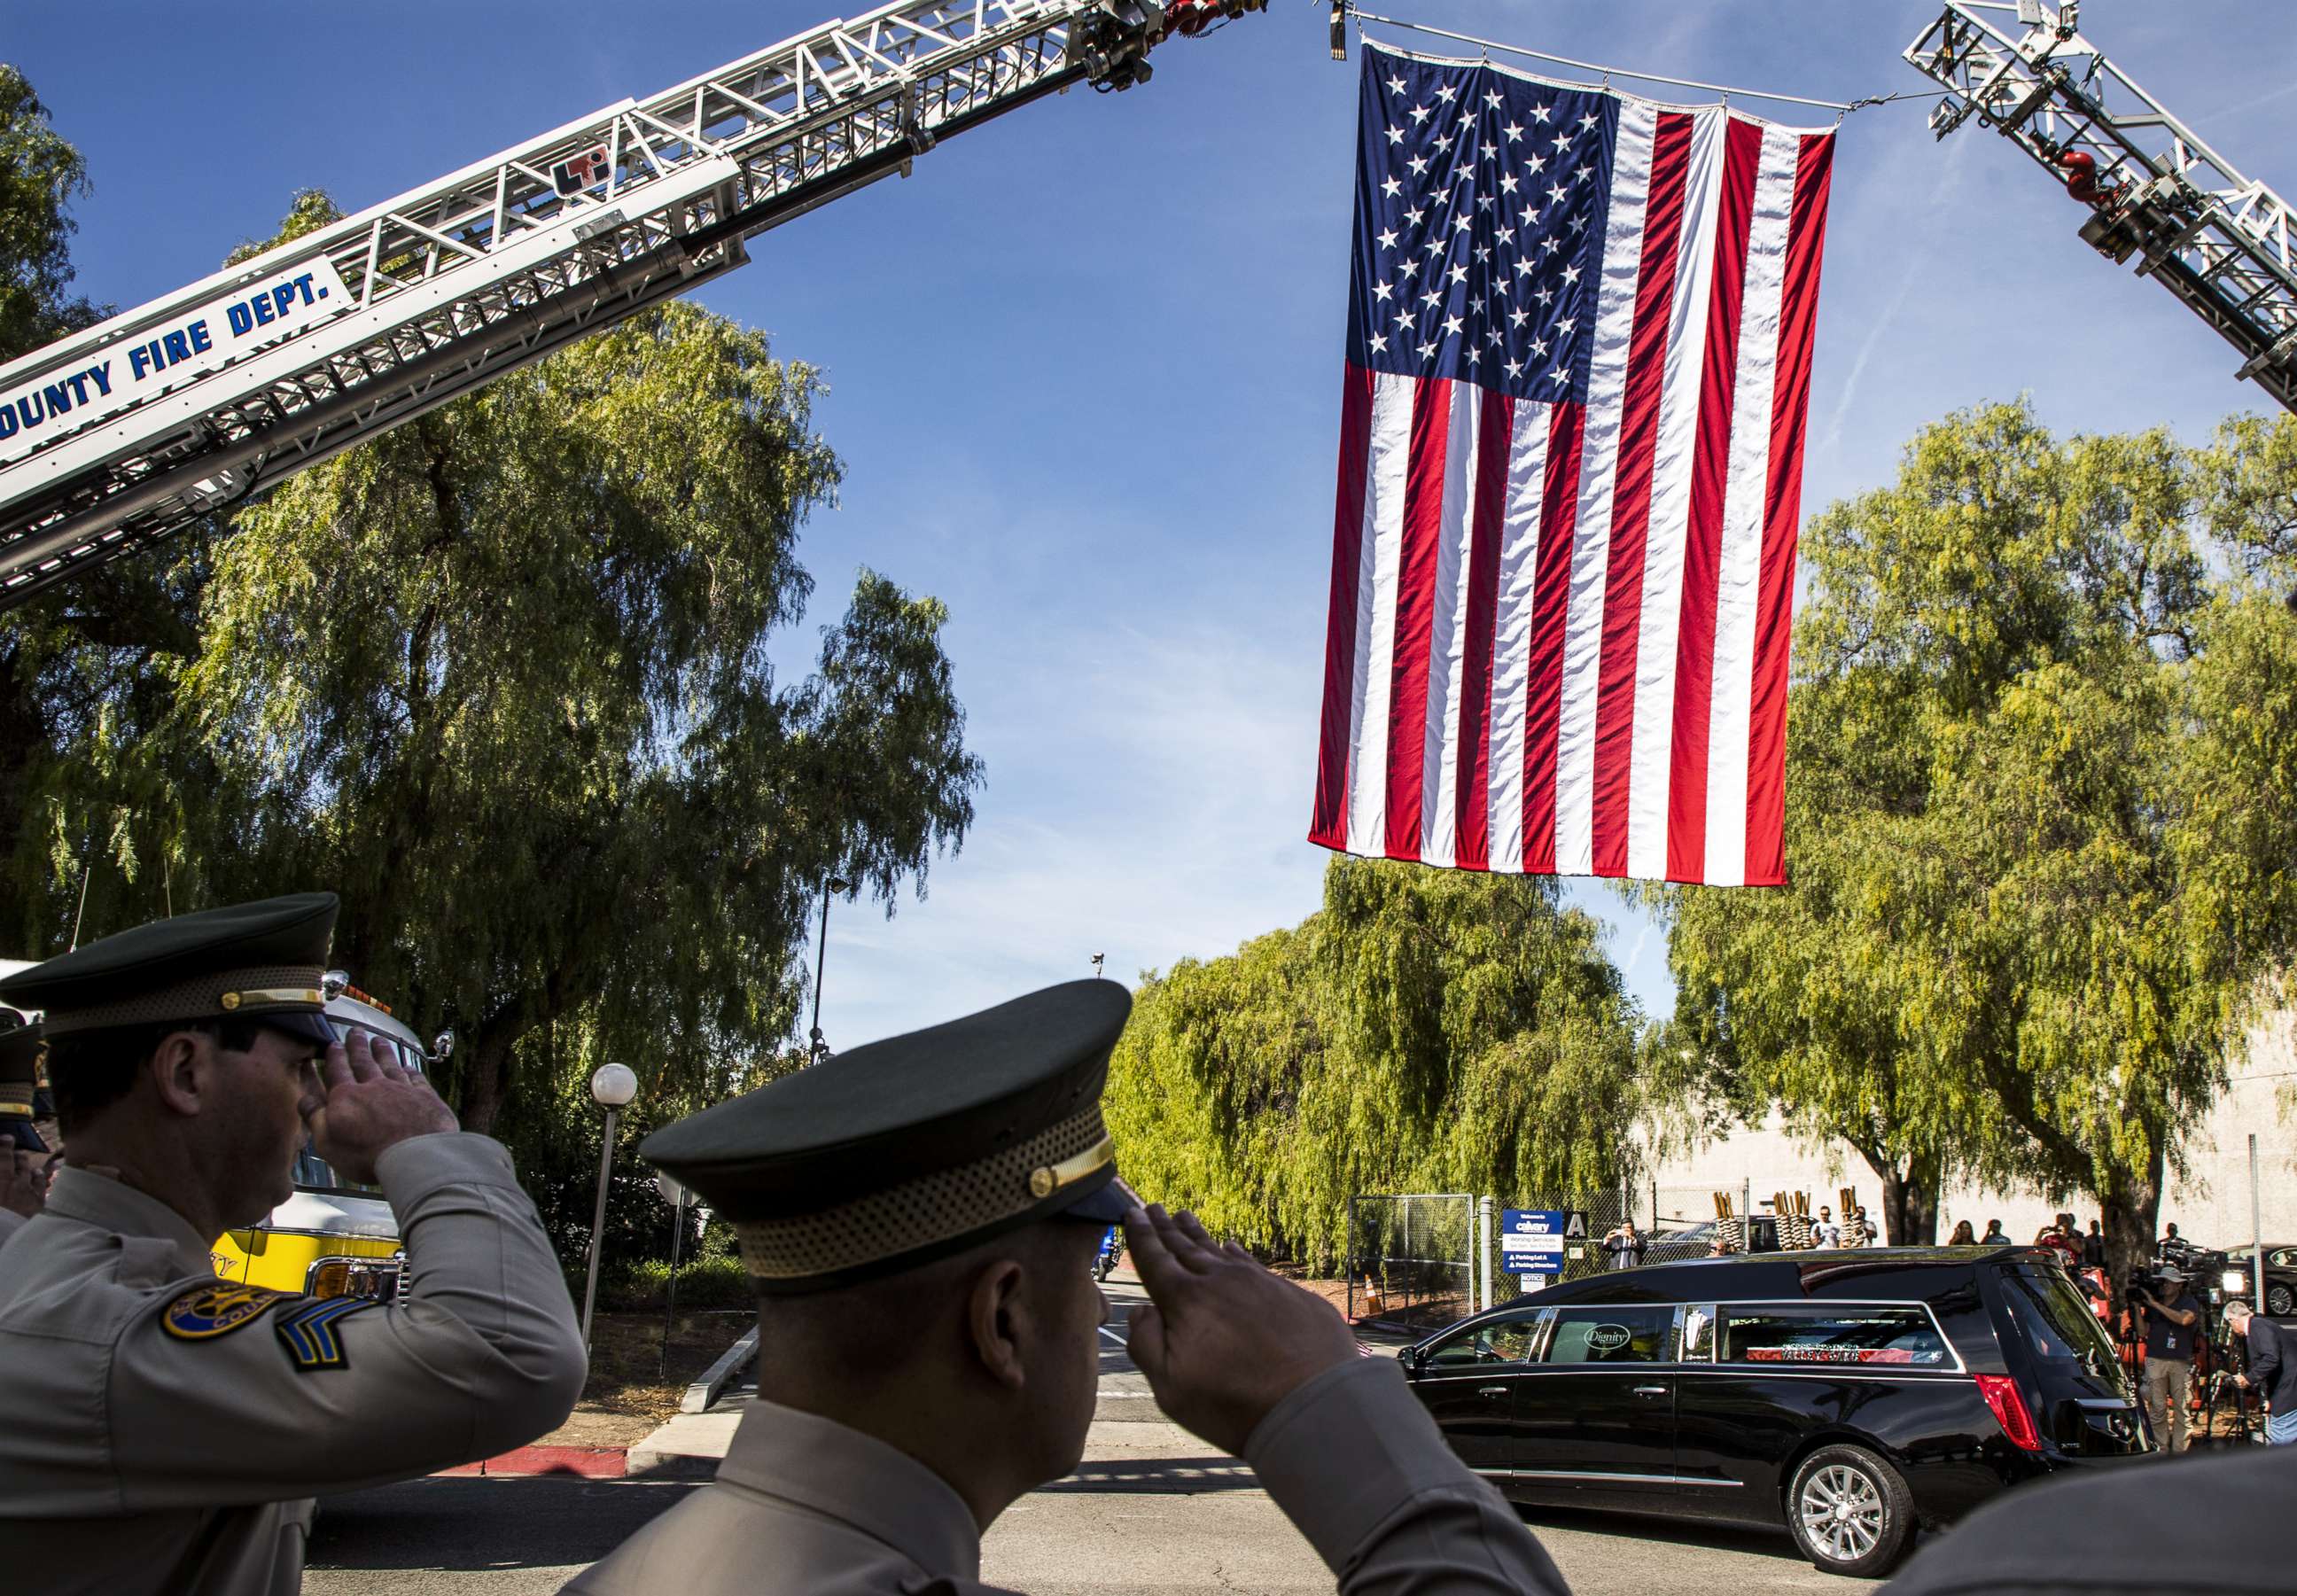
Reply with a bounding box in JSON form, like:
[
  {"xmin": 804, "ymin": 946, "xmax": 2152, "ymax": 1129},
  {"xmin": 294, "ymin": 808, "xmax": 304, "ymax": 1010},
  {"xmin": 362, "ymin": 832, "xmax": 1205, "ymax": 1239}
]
[
  {"xmin": 964, "ymin": 1256, "xmax": 1030, "ymax": 1391},
  {"xmin": 145, "ymin": 1030, "xmax": 213, "ymax": 1119}
]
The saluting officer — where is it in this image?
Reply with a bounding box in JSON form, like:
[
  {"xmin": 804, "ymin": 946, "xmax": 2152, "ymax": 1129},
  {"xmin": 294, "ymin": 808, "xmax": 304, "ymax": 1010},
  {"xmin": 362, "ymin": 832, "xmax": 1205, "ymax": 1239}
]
[
  {"xmin": 0, "ymin": 1016, "xmax": 47, "ymax": 1245},
  {"xmin": 566, "ymin": 981, "xmax": 1568, "ymax": 1596},
  {"xmin": 0, "ymin": 892, "xmax": 588, "ymax": 1596}
]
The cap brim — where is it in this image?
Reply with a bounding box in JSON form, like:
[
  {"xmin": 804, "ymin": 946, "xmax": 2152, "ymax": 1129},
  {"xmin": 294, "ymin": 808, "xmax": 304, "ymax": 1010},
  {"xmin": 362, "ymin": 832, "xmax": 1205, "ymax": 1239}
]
[
  {"xmin": 1063, "ymin": 1172, "xmax": 1135, "ymax": 1225},
  {"xmin": 260, "ymin": 1011, "xmax": 339, "ymax": 1047}
]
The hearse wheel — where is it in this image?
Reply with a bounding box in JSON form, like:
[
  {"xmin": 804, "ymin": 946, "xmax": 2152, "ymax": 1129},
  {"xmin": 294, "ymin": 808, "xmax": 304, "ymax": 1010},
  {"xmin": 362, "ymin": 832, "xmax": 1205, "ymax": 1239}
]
[{"xmin": 1787, "ymin": 1444, "xmax": 1915, "ymax": 1577}]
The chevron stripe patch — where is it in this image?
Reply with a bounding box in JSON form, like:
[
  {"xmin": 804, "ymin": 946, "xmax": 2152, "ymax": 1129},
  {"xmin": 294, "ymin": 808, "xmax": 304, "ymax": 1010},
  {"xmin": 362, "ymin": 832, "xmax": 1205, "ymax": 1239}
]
[{"xmin": 274, "ymin": 1296, "xmax": 380, "ymax": 1372}]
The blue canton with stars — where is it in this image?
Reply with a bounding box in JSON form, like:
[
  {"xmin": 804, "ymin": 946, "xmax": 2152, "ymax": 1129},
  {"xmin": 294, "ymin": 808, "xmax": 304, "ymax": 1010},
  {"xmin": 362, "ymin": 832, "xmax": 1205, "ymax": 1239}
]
[{"xmin": 1347, "ymin": 46, "xmax": 1617, "ymax": 405}]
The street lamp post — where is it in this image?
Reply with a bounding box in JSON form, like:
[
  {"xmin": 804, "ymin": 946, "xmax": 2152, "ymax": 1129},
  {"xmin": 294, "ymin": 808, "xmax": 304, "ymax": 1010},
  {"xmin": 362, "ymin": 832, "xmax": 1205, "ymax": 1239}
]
[
  {"xmin": 580, "ymin": 1062, "xmax": 639, "ymax": 1350},
  {"xmin": 809, "ymin": 876, "xmax": 851, "ymax": 1064}
]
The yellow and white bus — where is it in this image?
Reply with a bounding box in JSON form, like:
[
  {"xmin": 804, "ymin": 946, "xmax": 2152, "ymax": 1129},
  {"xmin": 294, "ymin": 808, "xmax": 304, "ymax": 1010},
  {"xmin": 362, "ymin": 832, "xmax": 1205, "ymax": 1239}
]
[{"xmin": 209, "ymin": 977, "xmax": 440, "ymax": 1301}]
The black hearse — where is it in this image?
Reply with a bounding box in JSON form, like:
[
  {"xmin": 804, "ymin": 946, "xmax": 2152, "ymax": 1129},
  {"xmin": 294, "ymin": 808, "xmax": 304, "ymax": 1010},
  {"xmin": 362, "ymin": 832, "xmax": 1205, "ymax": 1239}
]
[{"xmin": 1400, "ymin": 1246, "xmax": 2147, "ymax": 1577}]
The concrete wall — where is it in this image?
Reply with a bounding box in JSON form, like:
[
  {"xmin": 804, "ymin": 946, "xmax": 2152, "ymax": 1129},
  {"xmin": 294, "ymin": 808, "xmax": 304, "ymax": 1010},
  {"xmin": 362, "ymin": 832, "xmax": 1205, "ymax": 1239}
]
[{"xmin": 1636, "ymin": 1012, "xmax": 2297, "ymax": 1251}]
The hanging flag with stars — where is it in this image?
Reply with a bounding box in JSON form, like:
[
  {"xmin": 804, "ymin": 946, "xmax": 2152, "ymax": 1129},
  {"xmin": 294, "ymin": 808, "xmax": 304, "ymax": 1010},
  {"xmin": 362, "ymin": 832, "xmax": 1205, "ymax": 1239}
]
[{"xmin": 1308, "ymin": 44, "xmax": 1834, "ymax": 887}]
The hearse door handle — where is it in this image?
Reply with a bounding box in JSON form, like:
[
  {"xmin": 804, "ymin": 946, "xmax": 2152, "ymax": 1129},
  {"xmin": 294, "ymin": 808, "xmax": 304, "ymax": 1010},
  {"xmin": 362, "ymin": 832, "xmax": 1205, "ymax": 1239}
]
[
  {"xmin": 1631, "ymin": 1385, "xmax": 1669, "ymax": 1397},
  {"xmin": 1478, "ymin": 1384, "xmax": 1510, "ymax": 1397}
]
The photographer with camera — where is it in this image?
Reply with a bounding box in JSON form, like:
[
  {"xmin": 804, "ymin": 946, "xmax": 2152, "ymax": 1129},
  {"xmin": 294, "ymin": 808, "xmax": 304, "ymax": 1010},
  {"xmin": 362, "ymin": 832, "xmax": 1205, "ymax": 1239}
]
[{"xmin": 2135, "ymin": 1266, "xmax": 2200, "ymax": 1454}]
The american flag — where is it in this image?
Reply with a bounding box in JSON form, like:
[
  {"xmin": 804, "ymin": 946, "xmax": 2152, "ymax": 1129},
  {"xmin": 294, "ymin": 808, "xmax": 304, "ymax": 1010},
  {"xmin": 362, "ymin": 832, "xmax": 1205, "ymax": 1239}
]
[{"xmin": 1308, "ymin": 46, "xmax": 1834, "ymax": 886}]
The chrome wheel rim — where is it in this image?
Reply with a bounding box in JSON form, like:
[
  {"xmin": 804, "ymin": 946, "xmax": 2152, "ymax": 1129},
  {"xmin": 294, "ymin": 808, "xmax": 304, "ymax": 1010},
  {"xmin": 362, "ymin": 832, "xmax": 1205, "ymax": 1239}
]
[
  {"xmin": 2270, "ymin": 1284, "xmax": 2293, "ymax": 1316},
  {"xmin": 1798, "ymin": 1464, "xmax": 1885, "ymax": 1564}
]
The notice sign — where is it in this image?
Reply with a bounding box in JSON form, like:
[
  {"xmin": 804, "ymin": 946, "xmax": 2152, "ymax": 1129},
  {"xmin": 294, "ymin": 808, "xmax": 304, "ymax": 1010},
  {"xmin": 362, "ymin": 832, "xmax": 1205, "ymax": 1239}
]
[
  {"xmin": 1500, "ymin": 1209, "xmax": 1569, "ymax": 1262},
  {"xmin": 0, "ymin": 257, "xmax": 353, "ymax": 467}
]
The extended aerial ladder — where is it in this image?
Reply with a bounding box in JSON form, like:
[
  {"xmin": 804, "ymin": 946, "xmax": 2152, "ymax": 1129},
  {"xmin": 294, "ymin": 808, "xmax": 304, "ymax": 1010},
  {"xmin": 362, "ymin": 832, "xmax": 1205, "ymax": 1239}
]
[
  {"xmin": 1906, "ymin": 0, "xmax": 2297, "ymax": 417},
  {"xmin": 0, "ymin": 0, "xmax": 1263, "ymax": 610}
]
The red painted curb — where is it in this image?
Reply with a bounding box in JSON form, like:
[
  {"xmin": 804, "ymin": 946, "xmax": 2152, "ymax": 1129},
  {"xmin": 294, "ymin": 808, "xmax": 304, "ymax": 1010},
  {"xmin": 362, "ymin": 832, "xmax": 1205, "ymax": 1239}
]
[{"xmin": 436, "ymin": 1444, "xmax": 629, "ymax": 1478}]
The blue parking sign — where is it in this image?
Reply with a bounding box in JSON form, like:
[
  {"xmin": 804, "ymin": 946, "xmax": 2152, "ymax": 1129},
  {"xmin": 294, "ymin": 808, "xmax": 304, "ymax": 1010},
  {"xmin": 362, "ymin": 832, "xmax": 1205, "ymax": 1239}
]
[{"xmin": 1499, "ymin": 1209, "xmax": 1569, "ymax": 1261}]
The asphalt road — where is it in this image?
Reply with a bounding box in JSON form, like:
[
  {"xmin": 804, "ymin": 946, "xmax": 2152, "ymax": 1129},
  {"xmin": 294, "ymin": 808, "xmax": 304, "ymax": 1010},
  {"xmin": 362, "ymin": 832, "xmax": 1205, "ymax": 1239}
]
[{"xmin": 304, "ymin": 1280, "xmax": 1879, "ymax": 1596}]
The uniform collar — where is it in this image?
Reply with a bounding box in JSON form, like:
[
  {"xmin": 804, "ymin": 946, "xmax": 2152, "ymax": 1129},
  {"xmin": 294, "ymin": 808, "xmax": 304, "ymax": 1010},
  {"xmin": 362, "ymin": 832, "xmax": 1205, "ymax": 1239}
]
[
  {"xmin": 718, "ymin": 1397, "xmax": 981, "ymax": 1583},
  {"xmin": 43, "ymin": 1166, "xmax": 218, "ymax": 1278}
]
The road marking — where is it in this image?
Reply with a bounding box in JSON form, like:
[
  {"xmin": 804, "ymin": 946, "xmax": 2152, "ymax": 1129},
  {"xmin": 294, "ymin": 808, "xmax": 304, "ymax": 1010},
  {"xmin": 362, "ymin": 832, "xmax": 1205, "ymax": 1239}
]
[{"xmin": 1098, "ymin": 1326, "xmax": 1131, "ymax": 1348}]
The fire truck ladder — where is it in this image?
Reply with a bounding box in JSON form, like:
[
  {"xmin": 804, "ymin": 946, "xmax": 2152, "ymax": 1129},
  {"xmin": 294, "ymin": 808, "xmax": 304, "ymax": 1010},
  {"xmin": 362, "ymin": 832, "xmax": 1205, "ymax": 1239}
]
[
  {"xmin": 0, "ymin": 0, "xmax": 1259, "ymax": 610},
  {"xmin": 1905, "ymin": 1, "xmax": 2297, "ymax": 417}
]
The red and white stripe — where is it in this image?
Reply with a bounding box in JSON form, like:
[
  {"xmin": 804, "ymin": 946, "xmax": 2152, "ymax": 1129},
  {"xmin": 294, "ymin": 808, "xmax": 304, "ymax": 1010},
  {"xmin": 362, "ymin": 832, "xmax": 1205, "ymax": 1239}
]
[{"xmin": 1311, "ymin": 105, "xmax": 1834, "ymax": 887}]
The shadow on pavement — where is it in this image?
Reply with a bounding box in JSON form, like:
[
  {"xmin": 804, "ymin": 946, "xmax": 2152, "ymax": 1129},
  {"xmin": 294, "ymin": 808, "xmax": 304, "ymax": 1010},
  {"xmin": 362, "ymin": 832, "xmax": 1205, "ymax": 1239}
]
[
  {"xmin": 1512, "ymin": 1502, "xmax": 1809, "ymax": 1565},
  {"xmin": 308, "ymin": 1475, "xmax": 704, "ymax": 1571}
]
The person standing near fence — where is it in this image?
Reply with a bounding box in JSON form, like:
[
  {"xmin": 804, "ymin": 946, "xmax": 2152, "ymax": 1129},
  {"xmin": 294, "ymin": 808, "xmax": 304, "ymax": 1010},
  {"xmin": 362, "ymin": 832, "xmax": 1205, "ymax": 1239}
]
[{"xmin": 1600, "ymin": 1219, "xmax": 1645, "ymax": 1271}]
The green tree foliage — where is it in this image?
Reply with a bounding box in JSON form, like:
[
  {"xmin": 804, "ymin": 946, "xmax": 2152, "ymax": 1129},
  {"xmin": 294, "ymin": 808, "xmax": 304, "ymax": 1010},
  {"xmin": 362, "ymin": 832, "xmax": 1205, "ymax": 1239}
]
[
  {"xmin": 1653, "ymin": 400, "xmax": 2297, "ymax": 1285},
  {"xmin": 0, "ymin": 64, "xmax": 100, "ymax": 360},
  {"xmin": 0, "ymin": 65, "xmax": 175, "ymax": 923},
  {"xmin": 5, "ymin": 191, "xmax": 982, "ymax": 1245},
  {"xmin": 1107, "ymin": 858, "xmax": 1641, "ymax": 1269}
]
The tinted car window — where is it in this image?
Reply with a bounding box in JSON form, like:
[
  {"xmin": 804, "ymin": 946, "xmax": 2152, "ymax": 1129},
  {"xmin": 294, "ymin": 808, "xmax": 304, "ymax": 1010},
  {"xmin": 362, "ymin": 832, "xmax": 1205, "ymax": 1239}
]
[
  {"xmin": 1545, "ymin": 1304, "xmax": 1676, "ymax": 1364},
  {"xmin": 1425, "ymin": 1311, "xmax": 1545, "ymax": 1367},
  {"xmin": 2269, "ymin": 1249, "xmax": 2297, "ymax": 1268},
  {"xmin": 1720, "ymin": 1304, "xmax": 1950, "ymax": 1367},
  {"xmin": 1999, "ymin": 1268, "xmax": 2126, "ymax": 1389}
]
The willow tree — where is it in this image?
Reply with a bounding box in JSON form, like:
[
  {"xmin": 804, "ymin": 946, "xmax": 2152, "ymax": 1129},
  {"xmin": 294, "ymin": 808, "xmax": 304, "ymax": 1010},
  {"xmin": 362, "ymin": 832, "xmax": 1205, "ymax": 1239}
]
[
  {"xmin": 7, "ymin": 196, "xmax": 982, "ymax": 1160},
  {"xmin": 1107, "ymin": 857, "xmax": 1641, "ymax": 1267}
]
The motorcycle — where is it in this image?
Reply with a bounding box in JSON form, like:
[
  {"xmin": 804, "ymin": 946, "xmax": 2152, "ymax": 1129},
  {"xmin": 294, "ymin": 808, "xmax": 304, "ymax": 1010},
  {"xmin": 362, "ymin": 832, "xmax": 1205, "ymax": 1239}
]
[{"xmin": 1093, "ymin": 1226, "xmax": 1121, "ymax": 1282}]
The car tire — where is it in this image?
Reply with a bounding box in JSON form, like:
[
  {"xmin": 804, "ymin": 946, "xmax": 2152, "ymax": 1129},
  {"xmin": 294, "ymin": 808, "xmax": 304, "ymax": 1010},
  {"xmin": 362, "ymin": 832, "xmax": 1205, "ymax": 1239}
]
[
  {"xmin": 1786, "ymin": 1444, "xmax": 1916, "ymax": 1577},
  {"xmin": 2269, "ymin": 1281, "xmax": 2294, "ymax": 1318}
]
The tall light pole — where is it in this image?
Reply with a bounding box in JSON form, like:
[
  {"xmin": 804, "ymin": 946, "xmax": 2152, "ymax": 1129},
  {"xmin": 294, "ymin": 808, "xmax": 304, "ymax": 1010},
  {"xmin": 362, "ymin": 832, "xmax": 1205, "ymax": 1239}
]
[
  {"xmin": 809, "ymin": 876, "xmax": 851, "ymax": 1064},
  {"xmin": 580, "ymin": 1062, "xmax": 638, "ymax": 1350}
]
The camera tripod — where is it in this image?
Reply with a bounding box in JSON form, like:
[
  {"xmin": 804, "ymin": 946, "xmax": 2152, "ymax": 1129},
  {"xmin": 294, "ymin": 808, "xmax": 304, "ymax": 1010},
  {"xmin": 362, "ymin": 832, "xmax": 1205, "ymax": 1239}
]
[{"xmin": 2197, "ymin": 1322, "xmax": 2267, "ymax": 1448}]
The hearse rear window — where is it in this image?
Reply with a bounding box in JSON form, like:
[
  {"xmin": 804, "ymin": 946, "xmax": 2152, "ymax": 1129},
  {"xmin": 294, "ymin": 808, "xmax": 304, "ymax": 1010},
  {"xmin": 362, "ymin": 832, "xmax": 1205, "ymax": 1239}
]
[{"xmin": 1720, "ymin": 1304, "xmax": 1950, "ymax": 1367}]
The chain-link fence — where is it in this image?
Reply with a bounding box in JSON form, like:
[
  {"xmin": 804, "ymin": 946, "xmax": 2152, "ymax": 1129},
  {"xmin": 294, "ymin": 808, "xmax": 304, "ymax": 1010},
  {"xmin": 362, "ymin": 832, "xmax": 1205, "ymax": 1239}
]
[
  {"xmin": 1346, "ymin": 1180, "xmax": 1850, "ymax": 1336},
  {"xmin": 1345, "ymin": 1194, "xmax": 1475, "ymax": 1334},
  {"xmin": 1477, "ymin": 1187, "xmax": 1635, "ymax": 1297}
]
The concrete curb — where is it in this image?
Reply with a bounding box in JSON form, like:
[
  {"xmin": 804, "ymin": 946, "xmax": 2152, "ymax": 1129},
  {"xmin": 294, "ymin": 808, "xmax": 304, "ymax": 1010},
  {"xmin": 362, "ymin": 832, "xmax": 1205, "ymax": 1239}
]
[{"xmin": 681, "ymin": 1325, "xmax": 758, "ymax": 1414}]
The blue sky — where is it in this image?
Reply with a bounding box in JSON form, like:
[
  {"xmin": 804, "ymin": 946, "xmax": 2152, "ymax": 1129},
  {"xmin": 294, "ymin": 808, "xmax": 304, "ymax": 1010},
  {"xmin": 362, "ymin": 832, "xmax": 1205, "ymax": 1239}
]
[{"xmin": 12, "ymin": 2, "xmax": 2297, "ymax": 1051}]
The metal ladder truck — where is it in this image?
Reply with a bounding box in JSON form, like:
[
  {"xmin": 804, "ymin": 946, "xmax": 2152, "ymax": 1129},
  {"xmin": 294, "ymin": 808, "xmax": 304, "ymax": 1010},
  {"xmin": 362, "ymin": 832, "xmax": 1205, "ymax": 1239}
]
[
  {"xmin": 0, "ymin": 0, "xmax": 1265, "ymax": 611},
  {"xmin": 1906, "ymin": 0, "xmax": 2297, "ymax": 417}
]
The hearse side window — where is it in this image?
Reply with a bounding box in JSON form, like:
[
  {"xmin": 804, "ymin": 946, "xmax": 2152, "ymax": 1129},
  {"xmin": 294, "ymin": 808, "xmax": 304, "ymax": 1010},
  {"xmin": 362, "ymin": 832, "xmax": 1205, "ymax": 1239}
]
[
  {"xmin": 1424, "ymin": 1310, "xmax": 1546, "ymax": 1367},
  {"xmin": 1543, "ymin": 1304, "xmax": 1677, "ymax": 1364},
  {"xmin": 1719, "ymin": 1304, "xmax": 1950, "ymax": 1367}
]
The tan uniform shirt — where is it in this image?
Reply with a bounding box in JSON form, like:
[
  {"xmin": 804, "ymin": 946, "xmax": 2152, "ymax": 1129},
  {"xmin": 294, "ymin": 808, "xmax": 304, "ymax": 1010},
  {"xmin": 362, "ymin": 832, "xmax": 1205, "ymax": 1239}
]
[
  {"xmin": 564, "ymin": 1356, "xmax": 1568, "ymax": 1595},
  {"xmin": 0, "ymin": 1133, "xmax": 587, "ymax": 1596}
]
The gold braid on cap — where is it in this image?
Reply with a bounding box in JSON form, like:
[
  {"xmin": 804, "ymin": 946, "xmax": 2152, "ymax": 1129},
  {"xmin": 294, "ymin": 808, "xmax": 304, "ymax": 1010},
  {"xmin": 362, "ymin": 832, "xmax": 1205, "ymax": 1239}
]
[
  {"xmin": 38, "ymin": 965, "xmax": 326, "ymax": 1037},
  {"xmin": 733, "ymin": 1103, "xmax": 1114, "ymax": 1281},
  {"xmin": 0, "ymin": 1088, "xmax": 32, "ymax": 1114}
]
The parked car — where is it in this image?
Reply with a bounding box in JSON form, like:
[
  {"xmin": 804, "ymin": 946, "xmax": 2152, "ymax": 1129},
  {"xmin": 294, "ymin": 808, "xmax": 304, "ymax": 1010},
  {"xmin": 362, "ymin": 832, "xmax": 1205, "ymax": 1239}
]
[
  {"xmin": 1400, "ymin": 1245, "xmax": 2148, "ymax": 1577},
  {"xmin": 1640, "ymin": 1215, "xmax": 1779, "ymax": 1265},
  {"xmin": 2214, "ymin": 1245, "xmax": 2297, "ymax": 1319}
]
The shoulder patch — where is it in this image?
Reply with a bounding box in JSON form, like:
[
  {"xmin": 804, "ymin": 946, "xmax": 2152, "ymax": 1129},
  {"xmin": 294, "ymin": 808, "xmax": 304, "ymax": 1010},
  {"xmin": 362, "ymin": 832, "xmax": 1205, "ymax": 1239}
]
[
  {"xmin": 274, "ymin": 1295, "xmax": 380, "ymax": 1372},
  {"xmin": 161, "ymin": 1283, "xmax": 290, "ymax": 1341}
]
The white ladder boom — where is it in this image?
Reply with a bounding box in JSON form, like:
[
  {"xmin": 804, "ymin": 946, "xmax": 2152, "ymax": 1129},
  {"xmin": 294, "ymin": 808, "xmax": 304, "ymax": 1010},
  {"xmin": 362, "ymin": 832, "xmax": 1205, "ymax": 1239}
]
[
  {"xmin": 0, "ymin": 0, "xmax": 1256, "ymax": 609},
  {"xmin": 1905, "ymin": 1, "xmax": 2297, "ymax": 416}
]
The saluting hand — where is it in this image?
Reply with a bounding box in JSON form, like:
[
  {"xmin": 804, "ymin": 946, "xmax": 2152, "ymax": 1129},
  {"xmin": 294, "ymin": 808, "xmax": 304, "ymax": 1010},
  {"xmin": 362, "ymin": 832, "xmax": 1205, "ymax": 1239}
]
[
  {"xmin": 1123, "ymin": 1203, "xmax": 1361, "ymax": 1458},
  {"xmin": 300, "ymin": 1027, "xmax": 458, "ymax": 1185}
]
